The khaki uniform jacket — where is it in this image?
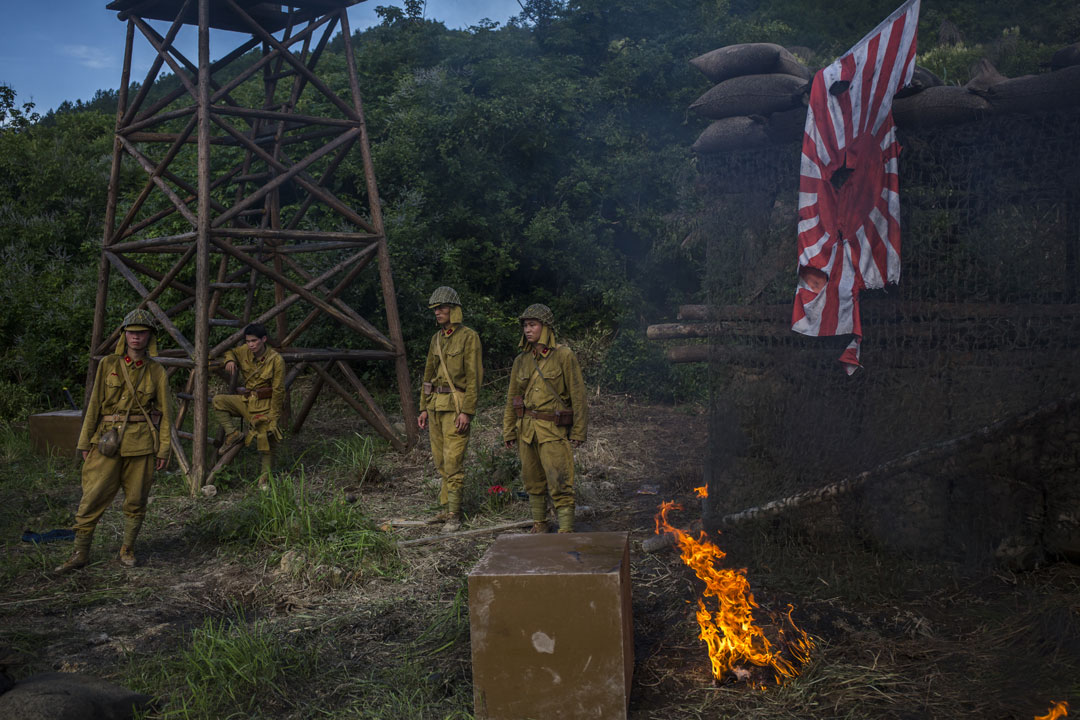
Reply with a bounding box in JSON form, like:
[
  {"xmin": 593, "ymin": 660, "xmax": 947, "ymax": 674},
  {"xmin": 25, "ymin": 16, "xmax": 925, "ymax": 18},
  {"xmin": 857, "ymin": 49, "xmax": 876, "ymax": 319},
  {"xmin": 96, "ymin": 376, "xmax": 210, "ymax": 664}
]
[
  {"xmin": 503, "ymin": 345, "xmax": 587, "ymax": 445},
  {"xmin": 77, "ymin": 354, "xmax": 172, "ymax": 459},
  {"xmin": 420, "ymin": 325, "xmax": 483, "ymax": 416},
  {"xmin": 224, "ymin": 344, "xmax": 285, "ymax": 420}
]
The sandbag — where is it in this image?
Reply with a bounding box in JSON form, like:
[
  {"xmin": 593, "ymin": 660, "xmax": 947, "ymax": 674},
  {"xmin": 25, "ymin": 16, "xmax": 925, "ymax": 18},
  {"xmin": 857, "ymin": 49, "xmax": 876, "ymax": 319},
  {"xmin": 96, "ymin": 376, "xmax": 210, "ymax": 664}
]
[
  {"xmin": 690, "ymin": 73, "xmax": 808, "ymax": 120},
  {"xmin": 978, "ymin": 65, "xmax": 1080, "ymax": 115},
  {"xmin": 894, "ymin": 65, "xmax": 944, "ymax": 98},
  {"xmin": 765, "ymin": 106, "xmax": 808, "ymax": 144},
  {"xmin": 892, "ymin": 85, "xmax": 990, "ymax": 129},
  {"xmin": 692, "ymin": 116, "xmax": 770, "ymax": 154},
  {"xmin": 0, "ymin": 672, "xmax": 152, "ymax": 720},
  {"xmin": 1051, "ymin": 42, "xmax": 1080, "ymax": 71},
  {"xmin": 690, "ymin": 43, "xmax": 810, "ymax": 83},
  {"xmin": 964, "ymin": 58, "xmax": 1008, "ymax": 94}
]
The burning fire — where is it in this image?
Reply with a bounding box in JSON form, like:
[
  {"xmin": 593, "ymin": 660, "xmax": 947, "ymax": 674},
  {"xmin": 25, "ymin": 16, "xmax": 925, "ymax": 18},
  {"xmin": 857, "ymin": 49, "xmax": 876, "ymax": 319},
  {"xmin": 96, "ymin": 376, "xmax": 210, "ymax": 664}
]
[
  {"xmin": 655, "ymin": 486, "xmax": 815, "ymax": 684},
  {"xmin": 1035, "ymin": 701, "xmax": 1069, "ymax": 720}
]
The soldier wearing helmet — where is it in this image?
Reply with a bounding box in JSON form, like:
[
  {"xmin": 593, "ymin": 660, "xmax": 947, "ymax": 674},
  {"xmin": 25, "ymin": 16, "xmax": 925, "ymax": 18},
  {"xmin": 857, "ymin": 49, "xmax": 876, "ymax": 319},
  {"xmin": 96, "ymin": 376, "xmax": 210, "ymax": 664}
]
[
  {"xmin": 418, "ymin": 286, "xmax": 483, "ymax": 531},
  {"xmin": 503, "ymin": 303, "xmax": 587, "ymax": 533},
  {"xmin": 213, "ymin": 322, "xmax": 286, "ymax": 487},
  {"xmin": 57, "ymin": 308, "xmax": 172, "ymax": 573}
]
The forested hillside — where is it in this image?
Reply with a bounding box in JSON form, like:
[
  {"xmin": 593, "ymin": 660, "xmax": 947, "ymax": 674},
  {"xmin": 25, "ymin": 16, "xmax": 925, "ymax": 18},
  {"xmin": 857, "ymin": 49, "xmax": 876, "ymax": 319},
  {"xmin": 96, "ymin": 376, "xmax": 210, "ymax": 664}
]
[{"xmin": 1, "ymin": 0, "xmax": 1075, "ymax": 416}]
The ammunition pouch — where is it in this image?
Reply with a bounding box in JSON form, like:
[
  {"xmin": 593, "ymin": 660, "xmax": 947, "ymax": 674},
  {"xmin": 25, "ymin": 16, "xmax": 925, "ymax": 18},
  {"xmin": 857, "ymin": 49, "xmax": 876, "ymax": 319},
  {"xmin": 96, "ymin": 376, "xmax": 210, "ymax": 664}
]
[
  {"xmin": 512, "ymin": 395, "xmax": 524, "ymax": 418},
  {"xmin": 554, "ymin": 409, "xmax": 574, "ymax": 427},
  {"xmin": 248, "ymin": 387, "xmax": 273, "ymax": 400},
  {"xmin": 423, "ymin": 381, "xmax": 434, "ymax": 395}
]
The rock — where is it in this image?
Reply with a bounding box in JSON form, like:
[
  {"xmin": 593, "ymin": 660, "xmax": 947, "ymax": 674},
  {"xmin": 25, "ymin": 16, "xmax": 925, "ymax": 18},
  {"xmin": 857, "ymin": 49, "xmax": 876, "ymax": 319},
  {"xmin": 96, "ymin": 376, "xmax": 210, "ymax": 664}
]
[
  {"xmin": 278, "ymin": 549, "xmax": 306, "ymax": 576},
  {"xmin": 200, "ymin": 484, "xmax": 217, "ymax": 498},
  {"xmin": 0, "ymin": 671, "xmax": 152, "ymax": 720}
]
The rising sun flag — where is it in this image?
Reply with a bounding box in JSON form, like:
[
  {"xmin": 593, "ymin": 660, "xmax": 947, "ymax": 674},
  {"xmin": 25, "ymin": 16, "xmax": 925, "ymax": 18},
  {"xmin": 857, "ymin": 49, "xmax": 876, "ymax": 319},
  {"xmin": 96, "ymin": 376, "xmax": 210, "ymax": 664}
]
[
  {"xmin": 792, "ymin": 0, "xmax": 921, "ymax": 373},
  {"xmin": 655, "ymin": 487, "xmax": 815, "ymax": 684}
]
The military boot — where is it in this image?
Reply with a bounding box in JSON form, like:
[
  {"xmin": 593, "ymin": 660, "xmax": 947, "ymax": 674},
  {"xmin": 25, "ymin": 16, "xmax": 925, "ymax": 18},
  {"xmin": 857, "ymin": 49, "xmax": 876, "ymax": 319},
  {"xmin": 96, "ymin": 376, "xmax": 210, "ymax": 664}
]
[
  {"xmin": 528, "ymin": 494, "xmax": 549, "ymax": 534},
  {"xmin": 443, "ymin": 489, "xmax": 462, "ymax": 533},
  {"xmin": 118, "ymin": 545, "xmax": 137, "ymax": 567},
  {"xmin": 55, "ymin": 531, "xmax": 93, "ymax": 573},
  {"xmin": 218, "ymin": 430, "xmax": 243, "ymax": 456},
  {"xmin": 556, "ymin": 505, "xmax": 575, "ymax": 533}
]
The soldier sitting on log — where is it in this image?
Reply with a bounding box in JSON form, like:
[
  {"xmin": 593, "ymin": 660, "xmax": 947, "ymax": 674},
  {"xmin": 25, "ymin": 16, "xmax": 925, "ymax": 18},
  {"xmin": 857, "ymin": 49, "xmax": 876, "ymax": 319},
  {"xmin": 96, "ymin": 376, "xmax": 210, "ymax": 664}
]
[{"xmin": 213, "ymin": 322, "xmax": 285, "ymax": 488}]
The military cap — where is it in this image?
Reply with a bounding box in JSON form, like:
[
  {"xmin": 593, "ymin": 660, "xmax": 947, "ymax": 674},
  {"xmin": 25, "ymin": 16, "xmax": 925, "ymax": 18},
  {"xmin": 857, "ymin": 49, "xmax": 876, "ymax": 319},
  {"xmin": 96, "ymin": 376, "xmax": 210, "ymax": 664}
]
[
  {"xmin": 121, "ymin": 308, "xmax": 157, "ymax": 332},
  {"xmin": 428, "ymin": 286, "xmax": 461, "ymax": 308}
]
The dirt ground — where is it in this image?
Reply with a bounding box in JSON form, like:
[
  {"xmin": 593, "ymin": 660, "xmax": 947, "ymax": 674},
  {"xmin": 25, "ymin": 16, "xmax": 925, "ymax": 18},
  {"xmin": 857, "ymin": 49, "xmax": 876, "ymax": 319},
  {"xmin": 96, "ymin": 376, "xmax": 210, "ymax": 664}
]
[{"xmin": 2, "ymin": 392, "xmax": 1079, "ymax": 719}]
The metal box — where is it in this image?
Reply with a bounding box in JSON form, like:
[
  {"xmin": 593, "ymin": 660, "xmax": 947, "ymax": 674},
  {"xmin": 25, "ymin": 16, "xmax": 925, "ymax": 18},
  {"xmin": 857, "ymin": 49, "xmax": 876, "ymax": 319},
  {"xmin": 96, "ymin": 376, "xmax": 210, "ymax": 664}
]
[
  {"xmin": 468, "ymin": 532, "xmax": 633, "ymax": 720},
  {"xmin": 28, "ymin": 409, "xmax": 83, "ymax": 457}
]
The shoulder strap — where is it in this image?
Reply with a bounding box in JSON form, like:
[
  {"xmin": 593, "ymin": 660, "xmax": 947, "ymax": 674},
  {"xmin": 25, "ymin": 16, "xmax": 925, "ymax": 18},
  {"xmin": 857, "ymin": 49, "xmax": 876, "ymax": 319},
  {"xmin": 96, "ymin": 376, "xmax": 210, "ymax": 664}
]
[
  {"xmin": 434, "ymin": 332, "xmax": 463, "ymax": 415},
  {"xmin": 530, "ymin": 351, "xmax": 567, "ymax": 411},
  {"xmin": 119, "ymin": 360, "xmax": 160, "ymax": 451}
]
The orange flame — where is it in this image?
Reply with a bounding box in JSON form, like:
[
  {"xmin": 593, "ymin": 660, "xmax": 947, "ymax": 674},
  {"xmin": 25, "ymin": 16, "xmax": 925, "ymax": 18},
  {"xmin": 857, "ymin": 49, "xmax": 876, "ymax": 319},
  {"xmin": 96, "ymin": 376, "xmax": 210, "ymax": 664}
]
[
  {"xmin": 656, "ymin": 487, "xmax": 814, "ymax": 684},
  {"xmin": 1036, "ymin": 701, "xmax": 1069, "ymax": 720}
]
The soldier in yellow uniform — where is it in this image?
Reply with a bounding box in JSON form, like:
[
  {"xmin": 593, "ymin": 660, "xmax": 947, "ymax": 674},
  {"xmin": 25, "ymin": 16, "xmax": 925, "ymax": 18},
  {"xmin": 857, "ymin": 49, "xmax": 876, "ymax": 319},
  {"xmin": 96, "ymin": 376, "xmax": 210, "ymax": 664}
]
[
  {"xmin": 56, "ymin": 308, "xmax": 172, "ymax": 572},
  {"xmin": 213, "ymin": 322, "xmax": 286, "ymax": 487},
  {"xmin": 418, "ymin": 287, "xmax": 483, "ymax": 532},
  {"xmin": 503, "ymin": 304, "xmax": 587, "ymax": 533}
]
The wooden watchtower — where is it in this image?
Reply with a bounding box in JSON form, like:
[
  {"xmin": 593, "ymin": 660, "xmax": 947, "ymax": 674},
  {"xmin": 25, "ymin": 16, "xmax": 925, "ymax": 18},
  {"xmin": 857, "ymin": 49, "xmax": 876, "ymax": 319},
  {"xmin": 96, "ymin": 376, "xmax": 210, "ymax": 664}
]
[{"xmin": 88, "ymin": 0, "xmax": 417, "ymax": 489}]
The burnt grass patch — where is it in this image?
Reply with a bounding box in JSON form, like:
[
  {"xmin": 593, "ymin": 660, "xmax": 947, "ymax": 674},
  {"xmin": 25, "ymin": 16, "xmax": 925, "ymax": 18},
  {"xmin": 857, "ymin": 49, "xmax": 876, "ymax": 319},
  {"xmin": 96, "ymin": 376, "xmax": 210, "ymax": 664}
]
[{"xmin": 2, "ymin": 394, "xmax": 1079, "ymax": 717}]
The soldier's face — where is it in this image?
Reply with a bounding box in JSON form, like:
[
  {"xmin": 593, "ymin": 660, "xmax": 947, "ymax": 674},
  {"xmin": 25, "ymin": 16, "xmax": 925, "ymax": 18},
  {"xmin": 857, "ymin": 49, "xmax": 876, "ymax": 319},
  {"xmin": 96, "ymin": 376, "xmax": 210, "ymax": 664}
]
[
  {"xmin": 246, "ymin": 334, "xmax": 267, "ymax": 357},
  {"xmin": 125, "ymin": 329, "xmax": 150, "ymax": 354},
  {"xmin": 523, "ymin": 319, "xmax": 543, "ymax": 344},
  {"xmin": 433, "ymin": 304, "xmax": 453, "ymax": 326}
]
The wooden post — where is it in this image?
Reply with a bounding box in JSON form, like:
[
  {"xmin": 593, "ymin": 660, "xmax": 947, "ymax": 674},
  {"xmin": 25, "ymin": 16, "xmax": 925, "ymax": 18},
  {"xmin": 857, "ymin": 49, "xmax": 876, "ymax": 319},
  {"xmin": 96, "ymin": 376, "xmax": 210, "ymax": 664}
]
[
  {"xmin": 192, "ymin": 0, "xmax": 212, "ymax": 490},
  {"xmin": 341, "ymin": 8, "xmax": 417, "ymax": 450}
]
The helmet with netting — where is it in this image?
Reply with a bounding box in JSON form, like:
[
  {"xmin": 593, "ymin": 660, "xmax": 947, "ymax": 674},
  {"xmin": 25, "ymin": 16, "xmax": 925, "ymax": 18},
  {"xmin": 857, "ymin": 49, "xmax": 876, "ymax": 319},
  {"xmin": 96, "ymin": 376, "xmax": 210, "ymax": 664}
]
[
  {"xmin": 121, "ymin": 308, "xmax": 157, "ymax": 331},
  {"xmin": 428, "ymin": 286, "xmax": 461, "ymax": 308},
  {"xmin": 519, "ymin": 303, "xmax": 555, "ymax": 327}
]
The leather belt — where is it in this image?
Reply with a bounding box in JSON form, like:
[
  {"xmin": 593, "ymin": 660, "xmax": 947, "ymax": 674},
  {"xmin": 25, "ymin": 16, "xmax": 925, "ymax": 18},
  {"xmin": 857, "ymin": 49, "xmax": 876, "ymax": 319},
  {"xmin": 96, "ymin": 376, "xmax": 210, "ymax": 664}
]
[
  {"xmin": 433, "ymin": 386, "xmax": 457, "ymax": 394},
  {"xmin": 102, "ymin": 414, "xmax": 147, "ymax": 422},
  {"xmin": 247, "ymin": 387, "xmax": 273, "ymax": 399},
  {"xmin": 523, "ymin": 409, "xmax": 558, "ymax": 422}
]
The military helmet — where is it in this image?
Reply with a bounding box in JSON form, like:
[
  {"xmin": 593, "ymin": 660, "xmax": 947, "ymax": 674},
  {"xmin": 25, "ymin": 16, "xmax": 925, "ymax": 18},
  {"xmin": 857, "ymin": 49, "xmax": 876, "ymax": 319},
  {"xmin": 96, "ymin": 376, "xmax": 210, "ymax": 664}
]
[
  {"xmin": 121, "ymin": 308, "xmax": 157, "ymax": 331},
  {"xmin": 518, "ymin": 303, "xmax": 555, "ymax": 327},
  {"xmin": 428, "ymin": 286, "xmax": 461, "ymax": 308}
]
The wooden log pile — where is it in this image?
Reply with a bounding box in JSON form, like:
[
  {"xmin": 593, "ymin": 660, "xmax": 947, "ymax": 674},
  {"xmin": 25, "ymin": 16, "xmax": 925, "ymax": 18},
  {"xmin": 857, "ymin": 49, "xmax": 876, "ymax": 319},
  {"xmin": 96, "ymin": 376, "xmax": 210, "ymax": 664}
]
[{"xmin": 689, "ymin": 42, "xmax": 1080, "ymax": 153}]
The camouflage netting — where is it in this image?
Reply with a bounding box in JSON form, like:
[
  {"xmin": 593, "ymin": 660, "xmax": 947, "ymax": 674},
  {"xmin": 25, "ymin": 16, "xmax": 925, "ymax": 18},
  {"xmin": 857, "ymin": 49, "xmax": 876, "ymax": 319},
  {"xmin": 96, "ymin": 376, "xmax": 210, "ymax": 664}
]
[{"xmin": 696, "ymin": 109, "xmax": 1080, "ymax": 565}]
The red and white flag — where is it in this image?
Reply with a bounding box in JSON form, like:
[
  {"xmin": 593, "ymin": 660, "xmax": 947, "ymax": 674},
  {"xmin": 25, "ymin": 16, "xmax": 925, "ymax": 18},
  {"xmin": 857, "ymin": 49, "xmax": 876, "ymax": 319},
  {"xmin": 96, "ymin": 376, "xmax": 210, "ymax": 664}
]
[{"xmin": 791, "ymin": 0, "xmax": 920, "ymax": 374}]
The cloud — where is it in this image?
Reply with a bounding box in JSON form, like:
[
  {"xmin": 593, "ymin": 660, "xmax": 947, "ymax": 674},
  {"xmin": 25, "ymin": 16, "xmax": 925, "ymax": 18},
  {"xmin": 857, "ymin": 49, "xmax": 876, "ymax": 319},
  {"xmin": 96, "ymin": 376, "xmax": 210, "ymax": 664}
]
[{"xmin": 61, "ymin": 44, "xmax": 115, "ymax": 70}]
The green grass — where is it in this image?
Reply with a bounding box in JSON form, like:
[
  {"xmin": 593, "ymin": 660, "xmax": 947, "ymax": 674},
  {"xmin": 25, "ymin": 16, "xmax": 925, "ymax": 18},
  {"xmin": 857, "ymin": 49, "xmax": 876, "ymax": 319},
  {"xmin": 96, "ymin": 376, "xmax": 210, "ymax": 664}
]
[
  {"xmin": 130, "ymin": 608, "xmax": 318, "ymax": 719},
  {"xmin": 189, "ymin": 469, "xmax": 399, "ymax": 582}
]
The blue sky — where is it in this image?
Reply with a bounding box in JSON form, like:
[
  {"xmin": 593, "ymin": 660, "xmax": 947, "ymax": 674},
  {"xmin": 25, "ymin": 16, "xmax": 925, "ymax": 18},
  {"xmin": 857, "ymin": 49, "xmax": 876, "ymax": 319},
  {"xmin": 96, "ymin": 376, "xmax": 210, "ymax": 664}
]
[{"xmin": 0, "ymin": 1, "xmax": 524, "ymax": 115}]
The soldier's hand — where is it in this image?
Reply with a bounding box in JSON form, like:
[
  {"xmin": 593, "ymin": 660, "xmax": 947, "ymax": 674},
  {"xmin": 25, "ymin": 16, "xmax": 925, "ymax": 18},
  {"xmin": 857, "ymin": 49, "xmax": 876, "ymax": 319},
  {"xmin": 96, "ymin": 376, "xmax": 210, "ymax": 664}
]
[
  {"xmin": 417, "ymin": 410, "xmax": 428, "ymax": 430},
  {"xmin": 155, "ymin": 457, "xmax": 167, "ymax": 471},
  {"xmin": 504, "ymin": 439, "xmax": 516, "ymax": 449},
  {"xmin": 455, "ymin": 413, "xmax": 470, "ymax": 433},
  {"xmin": 570, "ymin": 439, "xmax": 583, "ymax": 448},
  {"xmin": 81, "ymin": 450, "xmax": 89, "ymax": 461}
]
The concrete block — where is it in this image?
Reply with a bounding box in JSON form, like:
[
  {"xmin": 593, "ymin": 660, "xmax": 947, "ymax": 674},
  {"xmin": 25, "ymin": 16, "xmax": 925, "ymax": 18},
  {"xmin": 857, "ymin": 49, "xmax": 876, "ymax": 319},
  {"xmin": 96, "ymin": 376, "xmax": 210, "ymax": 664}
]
[
  {"xmin": 469, "ymin": 532, "xmax": 632, "ymax": 720},
  {"xmin": 28, "ymin": 409, "xmax": 83, "ymax": 457}
]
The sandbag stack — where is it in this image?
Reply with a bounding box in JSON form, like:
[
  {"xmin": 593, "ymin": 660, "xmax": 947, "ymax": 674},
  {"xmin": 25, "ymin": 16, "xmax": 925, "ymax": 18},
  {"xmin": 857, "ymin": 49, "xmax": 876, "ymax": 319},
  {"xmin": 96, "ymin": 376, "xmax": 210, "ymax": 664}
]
[
  {"xmin": 690, "ymin": 41, "xmax": 1080, "ymax": 153},
  {"xmin": 688, "ymin": 43, "xmax": 812, "ymax": 153}
]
